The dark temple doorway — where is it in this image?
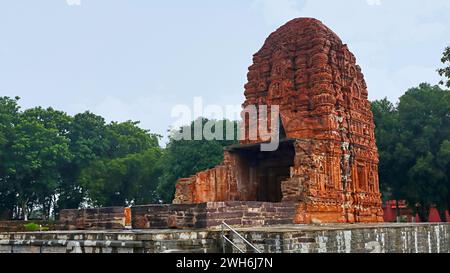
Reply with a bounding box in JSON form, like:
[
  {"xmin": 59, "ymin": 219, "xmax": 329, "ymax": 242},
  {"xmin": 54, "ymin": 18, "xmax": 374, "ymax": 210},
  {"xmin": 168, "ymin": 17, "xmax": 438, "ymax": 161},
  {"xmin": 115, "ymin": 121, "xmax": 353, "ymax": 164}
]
[{"xmin": 226, "ymin": 139, "xmax": 295, "ymax": 202}]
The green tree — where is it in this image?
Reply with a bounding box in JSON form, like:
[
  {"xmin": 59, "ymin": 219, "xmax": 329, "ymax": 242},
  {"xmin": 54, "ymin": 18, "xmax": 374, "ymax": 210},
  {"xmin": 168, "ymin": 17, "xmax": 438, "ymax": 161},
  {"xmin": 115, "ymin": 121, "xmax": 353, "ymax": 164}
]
[
  {"xmin": 438, "ymin": 46, "xmax": 450, "ymax": 88},
  {"xmin": 0, "ymin": 97, "xmax": 21, "ymax": 219},
  {"xmin": 372, "ymin": 98, "xmax": 400, "ymax": 199},
  {"xmin": 79, "ymin": 121, "xmax": 162, "ymax": 206},
  {"xmin": 437, "ymin": 140, "xmax": 450, "ymax": 209},
  {"xmin": 0, "ymin": 98, "xmax": 170, "ymax": 217},
  {"xmin": 21, "ymin": 107, "xmax": 73, "ymax": 219},
  {"xmin": 7, "ymin": 107, "xmax": 72, "ymax": 220},
  {"xmin": 157, "ymin": 118, "xmax": 239, "ymax": 203},
  {"xmin": 79, "ymin": 147, "xmax": 162, "ymax": 207},
  {"xmin": 105, "ymin": 121, "xmax": 160, "ymax": 158},
  {"xmin": 57, "ymin": 112, "xmax": 109, "ymax": 211},
  {"xmin": 373, "ymin": 83, "xmax": 450, "ymax": 220},
  {"xmin": 399, "ymin": 84, "xmax": 450, "ymax": 213}
]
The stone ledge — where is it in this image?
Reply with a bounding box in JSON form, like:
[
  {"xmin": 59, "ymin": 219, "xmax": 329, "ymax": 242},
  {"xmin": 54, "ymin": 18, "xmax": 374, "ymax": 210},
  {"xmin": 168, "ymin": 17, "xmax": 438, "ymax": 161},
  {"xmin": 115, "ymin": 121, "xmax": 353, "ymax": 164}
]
[{"xmin": 1, "ymin": 223, "xmax": 448, "ymax": 253}]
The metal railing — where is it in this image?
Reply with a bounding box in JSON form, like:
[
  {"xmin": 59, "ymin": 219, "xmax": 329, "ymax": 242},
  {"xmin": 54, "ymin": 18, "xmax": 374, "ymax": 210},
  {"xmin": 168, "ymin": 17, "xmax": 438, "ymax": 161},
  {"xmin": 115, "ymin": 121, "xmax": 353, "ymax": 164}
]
[{"xmin": 221, "ymin": 221, "xmax": 262, "ymax": 253}]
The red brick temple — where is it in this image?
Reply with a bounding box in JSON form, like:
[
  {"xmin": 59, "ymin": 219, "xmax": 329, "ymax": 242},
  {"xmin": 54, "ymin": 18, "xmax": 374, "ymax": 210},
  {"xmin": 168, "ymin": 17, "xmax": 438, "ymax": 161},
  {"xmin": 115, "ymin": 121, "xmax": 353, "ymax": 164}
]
[{"xmin": 172, "ymin": 18, "xmax": 383, "ymax": 225}]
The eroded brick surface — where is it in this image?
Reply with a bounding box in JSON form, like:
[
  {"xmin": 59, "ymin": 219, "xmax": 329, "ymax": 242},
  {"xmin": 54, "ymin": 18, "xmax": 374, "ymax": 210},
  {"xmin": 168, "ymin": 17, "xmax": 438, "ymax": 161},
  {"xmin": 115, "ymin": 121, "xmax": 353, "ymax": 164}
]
[
  {"xmin": 131, "ymin": 202, "xmax": 296, "ymax": 229},
  {"xmin": 59, "ymin": 207, "xmax": 125, "ymax": 230},
  {"xmin": 173, "ymin": 18, "xmax": 383, "ymax": 224}
]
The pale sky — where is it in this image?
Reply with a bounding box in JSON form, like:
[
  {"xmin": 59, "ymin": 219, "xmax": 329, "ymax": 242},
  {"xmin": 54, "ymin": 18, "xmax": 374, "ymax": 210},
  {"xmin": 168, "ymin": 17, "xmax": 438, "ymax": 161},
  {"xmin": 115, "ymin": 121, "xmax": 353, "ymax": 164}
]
[{"xmin": 1, "ymin": 0, "xmax": 449, "ymax": 144}]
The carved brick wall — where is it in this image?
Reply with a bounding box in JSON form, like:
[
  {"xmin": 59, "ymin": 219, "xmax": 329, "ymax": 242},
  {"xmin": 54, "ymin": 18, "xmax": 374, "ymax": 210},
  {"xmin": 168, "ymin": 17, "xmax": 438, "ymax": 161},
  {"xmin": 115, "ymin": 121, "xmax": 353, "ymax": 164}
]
[
  {"xmin": 173, "ymin": 151, "xmax": 239, "ymax": 204},
  {"xmin": 173, "ymin": 18, "xmax": 383, "ymax": 224}
]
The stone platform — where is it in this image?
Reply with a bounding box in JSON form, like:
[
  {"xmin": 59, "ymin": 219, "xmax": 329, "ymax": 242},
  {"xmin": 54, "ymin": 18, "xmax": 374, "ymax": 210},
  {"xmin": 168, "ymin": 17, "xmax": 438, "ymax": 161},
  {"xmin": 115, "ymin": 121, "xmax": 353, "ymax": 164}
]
[{"xmin": 1, "ymin": 223, "xmax": 449, "ymax": 253}]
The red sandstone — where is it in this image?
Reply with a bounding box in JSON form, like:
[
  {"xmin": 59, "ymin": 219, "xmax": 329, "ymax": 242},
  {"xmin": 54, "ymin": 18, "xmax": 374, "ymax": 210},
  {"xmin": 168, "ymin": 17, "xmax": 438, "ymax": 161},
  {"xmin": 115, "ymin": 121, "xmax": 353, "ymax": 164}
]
[{"xmin": 173, "ymin": 18, "xmax": 384, "ymax": 224}]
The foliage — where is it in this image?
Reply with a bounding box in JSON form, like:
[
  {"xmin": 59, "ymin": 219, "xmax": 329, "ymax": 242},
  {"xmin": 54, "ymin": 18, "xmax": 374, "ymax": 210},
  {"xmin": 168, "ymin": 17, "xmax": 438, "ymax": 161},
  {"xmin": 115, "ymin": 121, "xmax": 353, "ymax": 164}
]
[
  {"xmin": 156, "ymin": 118, "xmax": 239, "ymax": 203},
  {"xmin": 57, "ymin": 112, "xmax": 108, "ymax": 212},
  {"xmin": 0, "ymin": 98, "xmax": 162, "ymax": 219},
  {"xmin": 0, "ymin": 97, "xmax": 21, "ymax": 217},
  {"xmin": 2, "ymin": 81, "xmax": 448, "ymax": 221},
  {"xmin": 438, "ymin": 46, "xmax": 450, "ymax": 88},
  {"xmin": 23, "ymin": 222, "xmax": 40, "ymax": 231},
  {"xmin": 0, "ymin": 96, "xmax": 239, "ymax": 218},
  {"xmin": 373, "ymin": 83, "xmax": 450, "ymax": 218},
  {"xmin": 79, "ymin": 145, "xmax": 162, "ymax": 207},
  {"xmin": 371, "ymin": 98, "xmax": 400, "ymax": 199}
]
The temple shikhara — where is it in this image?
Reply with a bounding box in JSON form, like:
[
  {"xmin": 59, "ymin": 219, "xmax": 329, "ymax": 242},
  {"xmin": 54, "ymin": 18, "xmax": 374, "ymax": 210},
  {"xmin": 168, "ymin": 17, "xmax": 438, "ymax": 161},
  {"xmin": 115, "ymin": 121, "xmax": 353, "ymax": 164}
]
[{"xmin": 173, "ymin": 18, "xmax": 383, "ymax": 224}]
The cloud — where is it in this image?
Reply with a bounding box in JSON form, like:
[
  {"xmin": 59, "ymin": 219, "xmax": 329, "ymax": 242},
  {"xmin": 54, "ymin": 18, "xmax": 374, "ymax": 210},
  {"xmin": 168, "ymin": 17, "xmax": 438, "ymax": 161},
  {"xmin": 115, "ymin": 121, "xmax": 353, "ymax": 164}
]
[
  {"xmin": 364, "ymin": 65, "xmax": 441, "ymax": 102},
  {"xmin": 252, "ymin": 0, "xmax": 386, "ymax": 27},
  {"xmin": 99, "ymin": 95, "xmax": 173, "ymax": 145},
  {"xmin": 252, "ymin": 0, "xmax": 305, "ymax": 26},
  {"xmin": 67, "ymin": 85, "xmax": 178, "ymax": 145},
  {"xmin": 393, "ymin": 65, "xmax": 442, "ymax": 92},
  {"xmin": 252, "ymin": 0, "xmax": 450, "ymax": 102},
  {"xmin": 66, "ymin": 0, "xmax": 81, "ymax": 6},
  {"xmin": 366, "ymin": 0, "xmax": 382, "ymax": 6}
]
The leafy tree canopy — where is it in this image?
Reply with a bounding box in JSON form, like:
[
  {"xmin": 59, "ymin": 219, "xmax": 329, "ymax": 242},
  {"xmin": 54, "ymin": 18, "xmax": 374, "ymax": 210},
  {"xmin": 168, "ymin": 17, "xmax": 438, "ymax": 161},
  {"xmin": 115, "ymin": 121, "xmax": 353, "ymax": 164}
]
[
  {"xmin": 438, "ymin": 46, "xmax": 450, "ymax": 88},
  {"xmin": 157, "ymin": 118, "xmax": 239, "ymax": 203},
  {"xmin": 373, "ymin": 83, "xmax": 450, "ymax": 218}
]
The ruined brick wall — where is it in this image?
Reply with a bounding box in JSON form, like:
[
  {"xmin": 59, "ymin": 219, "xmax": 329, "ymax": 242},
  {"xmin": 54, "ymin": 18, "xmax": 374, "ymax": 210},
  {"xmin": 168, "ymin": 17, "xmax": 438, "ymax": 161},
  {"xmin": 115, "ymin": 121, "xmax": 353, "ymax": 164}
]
[
  {"xmin": 132, "ymin": 202, "xmax": 296, "ymax": 229},
  {"xmin": 59, "ymin": 207, "xmax": 125, "ymax": 230},
  {"xmin": 173, "ymin": 151, "xmax": 239, "ymax": 204},
  {"xmin": 132, "ymin": 204, "xmax": 206, "ymax": 229}
]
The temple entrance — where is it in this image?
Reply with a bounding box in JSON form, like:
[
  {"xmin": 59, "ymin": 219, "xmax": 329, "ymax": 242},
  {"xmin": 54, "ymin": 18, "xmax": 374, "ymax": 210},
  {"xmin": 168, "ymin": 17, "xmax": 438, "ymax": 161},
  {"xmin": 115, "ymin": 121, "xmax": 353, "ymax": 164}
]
[{"xmin": 227, "ymin": 139, "xmax": 295, "ymax": 202}]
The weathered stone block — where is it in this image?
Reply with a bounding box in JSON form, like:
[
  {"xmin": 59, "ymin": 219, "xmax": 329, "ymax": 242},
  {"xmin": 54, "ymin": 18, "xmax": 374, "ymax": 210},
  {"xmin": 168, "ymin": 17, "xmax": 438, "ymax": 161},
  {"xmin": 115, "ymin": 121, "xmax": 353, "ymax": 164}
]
[
  {"xmin": 59, "ymin": 207, "xmax": 126, "ymax": 230},
  {"xmin": 41, "ymin": 246, "xmax": 67, "ymax": 253},
  {"xmin": 0, "ymin": 245, "xmax": 12, "ymax": 253},
  {"xmin": 131, "ymin": 202, "xmax": 296, "ymax": 229},
  {"xmin": 12, "ymin": 245, "xmax": 41, "ymax": 253}
]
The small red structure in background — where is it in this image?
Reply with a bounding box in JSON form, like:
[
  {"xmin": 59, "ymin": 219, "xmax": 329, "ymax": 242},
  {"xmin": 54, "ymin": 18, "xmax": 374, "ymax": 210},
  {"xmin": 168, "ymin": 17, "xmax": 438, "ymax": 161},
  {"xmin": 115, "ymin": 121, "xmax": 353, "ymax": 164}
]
[
  {"xmin": 428, "ymin": 207, "xmax": 442, "ymax": 223},
  {"xmin": 383, "ymin": 200, "xmax": 414, "ymax": 222},
  {"xmin": 383, "ymin": 200, "xmax": 449, "ymax": 223},
  {"xmin": 383, "ymin": 201, "xmax": 397, "ymax": 222},
  {"xmin": 415, "ymin": 213, "xmax": 421, "ymax": 223}
]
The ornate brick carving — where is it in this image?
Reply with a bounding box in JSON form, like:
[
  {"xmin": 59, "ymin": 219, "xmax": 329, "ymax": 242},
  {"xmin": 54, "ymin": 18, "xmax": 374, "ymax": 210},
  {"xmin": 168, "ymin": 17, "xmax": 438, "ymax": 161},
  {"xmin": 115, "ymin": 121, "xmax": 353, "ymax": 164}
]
[{"xmin": 173, "ymin": 18, "xmax": 383, "ymax": 224}]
